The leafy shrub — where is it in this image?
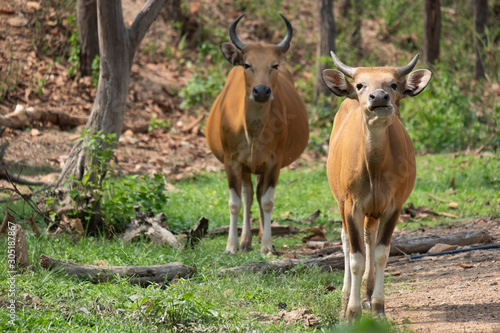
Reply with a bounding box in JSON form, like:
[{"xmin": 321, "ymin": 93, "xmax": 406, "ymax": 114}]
[
  {"xmin": 66, "ymin": 13, "xmax": 80, "ymax": 78},
  {"xmin": 401, "ymin": 66, "xmax": 495, "ymax": 151},
  {"xmin": 101, "ymin": 174, "xmax": 168, "ymax": 232},
  {"xmin": 139, "ymin": 292, "xmax": 224, "ymax": 330},
  {"xmin": 179, "ymin": 69, "xmax": 226, "ymax": 110}
]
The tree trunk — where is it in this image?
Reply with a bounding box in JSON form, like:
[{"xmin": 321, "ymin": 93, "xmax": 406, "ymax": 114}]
[
  {"xmin": 474, "ymin": 0, "xmax": 489, "ymax": 80},
  {"xmin": 423, "ymin": 0, "xmax": 441, "ymax": 65},
  {"xmin": 77, "ymin": 0, "xmax": 99, "ymax": 77},
  {"xmin": 52, "ymin": 0, "xmax": 168, "ymax": 235},
  {"xmin": 314, "ymin": 0, "xmax": 336, "ymax": 103}
]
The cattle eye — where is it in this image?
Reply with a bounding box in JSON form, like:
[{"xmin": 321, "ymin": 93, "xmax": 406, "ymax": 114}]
[
  {"xmin": 272, "ymin": 64, "xmax": 279, "ymax": 70},
  {"xmin": 244, "ymin": 63, "xmax": 251, "ymax": 70},
  {"xmin": 391, "ymin": 83, "xmax": 398, "ymax": 90},
  {"xmin": 356, "ymin": 83, "xmax": 363, "ymax": 91}
]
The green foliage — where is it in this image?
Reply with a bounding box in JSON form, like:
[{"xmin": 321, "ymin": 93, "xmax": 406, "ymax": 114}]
[
  {"xmin": 327, "ymin": 316, "xmax": 398, "ymax": 333},
  {"xmin": 139, "ymin": 292, "xmax": 224, "ymax": 329},
  {"xmin": 67, "ymin": 130, "xmax": 118, "ymax": 225},
  {"xmin": 101, "ymin": 174, "xmax": 168, "ymax": 231},
  {"xmin": 148, "ymin": 116, "xmax": 171, "ymax": 132},
  {"xmin": 403, "ymin": 153, "xmax": 500, "ymax": 227},
  {"xmin": 91, "ymin": 55, "xmax": 100, "ymax": 87},
  {"xmin": 66, "ymin": 13, "xmax": 80, "ymax": 78},
  {"xmin": 179, "ymin": 70, "xmax": 226, "ymax": 110},
  {"xmin": 401, "ymin": 66, "xmax": 496, "ymax": 152}
]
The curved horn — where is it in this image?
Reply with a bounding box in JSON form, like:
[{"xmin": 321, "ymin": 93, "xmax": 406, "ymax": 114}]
[
  {"xmin": 229, "ymin": 13, "xmax": 247, "ymax": 50},
  {"xmin": 396, "ymin": 54, "xmax": 419, "ymax": 76},
  {"xmin": 275, "ymin": 14, "xmax": 293, "ymax": 52},
  {"xmin": 330, "ymin": 51, "xmax": 356, "ymax": 78}
]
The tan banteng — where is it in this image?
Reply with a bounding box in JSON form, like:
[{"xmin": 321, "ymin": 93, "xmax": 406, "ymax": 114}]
[
  {"xmin": 322, "ymin": 52, "xmax": 432, "ymax": 320},
  {"xmin": 206, "ymin": 14, "xmax": 309, "ymax": 254}
]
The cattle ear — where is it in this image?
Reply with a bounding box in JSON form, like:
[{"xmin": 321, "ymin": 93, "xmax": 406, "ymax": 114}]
[
  {"xmin": 221, "ymin": 43, "xmax": 242, "ymax": 66},
  {"xmin": 403, "ymin": 69, "xmax": 432, "ymax": 97},
  {"xmin": 322, "ymin": 69, "xmax": 356, "ymax": 99}
]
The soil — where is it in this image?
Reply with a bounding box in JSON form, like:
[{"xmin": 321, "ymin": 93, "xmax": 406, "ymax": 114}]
[
  {"xmin": 385, "ymin": 219, "xmax": 500, "ymax": 333},
  {"xmin": 1, "ymin": 1, "xmax": 500, "ymax": 332}
]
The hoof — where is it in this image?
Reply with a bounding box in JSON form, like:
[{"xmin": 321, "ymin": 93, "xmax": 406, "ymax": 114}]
[
  {"xmin": 239, "ymin": 242, "xmax": 253, "ymax": 252},
  {"xmin": 260, "ymin": 245, "xmax": 273, "ymax": 255},
  {"xmin": 224, "ymin": 247, "xmax": 238, "ymax": 255},
  {"xmin": 362, "ymin": 298, "xmax": 371, "ymax": 310},
  {"xmin": 372, "ymin": 302, "xmax": 386, "ymax": 318},
  {"xmin": 346, "ymin": 306, "xmax": 362, "ymax": 322}
]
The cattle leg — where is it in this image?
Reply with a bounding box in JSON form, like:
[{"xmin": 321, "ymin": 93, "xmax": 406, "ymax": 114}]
[
  {"xmin": 225, "ymin": 165, "xmax": 242, "ymax": 255},
  {"xmin": 256, "ymin": 167, "xmax": 279, "ymax": 254},
  {"xmin": 240, "ymin": 172, "xmax": 254, "ymax": 251},
  {"xmin": 371, "ymin": 209, "xmax": 400, "ymax": 317},
  {"xmin": 345, "ymin": 208, "xmax": 365, "ymax": 321},
  {"xmin": 340, "ymin": 227, "xmax": 351, "ymax": 320},
  {"xmin": 362, "ymin": 216, "xmax": 379, "ymax": 310}
]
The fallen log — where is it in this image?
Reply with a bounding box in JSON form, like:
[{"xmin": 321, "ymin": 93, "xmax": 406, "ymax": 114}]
[
  {"xmin": 220, "ymin": 252, "xmax": 345, "ymax": 274},
  {"xmin": 209, "ymin": 224, "xmax": 298, "ymax": 236},
  {"xmin": 221, "ymin": 230, "xmax": 492, "ymax": 274},
  {"xmin": 390, "ymin": 229, "xmax": 491, "ymax": 256},
  {"xmin": 0, "ymin": 105, "xmax": 87, "ymax": 130},
  {"xmin": 122, "ymin": 208, "xmax": 181, "ymax": 248},
  {"xmin": 409, "ymin": 244, "xmax": 500, "ymax": 259},
  {"xmin": 306, "ymin": 241, "xmax": 341, "ymax": 250},
  {"xmin": 0, "ymin": 170, "xmax": 47, "ymax": 186},
  {"xmin": 39, "ymin": 255, "xmax": 195, "ymax": 286}
]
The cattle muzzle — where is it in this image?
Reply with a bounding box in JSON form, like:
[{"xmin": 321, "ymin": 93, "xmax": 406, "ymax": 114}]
[
  {"xmin": 252, "ymin": 85, "xmax": 272, "ymax": 103},
  {"xmin": 367, "ymin": 89, "xmax": 394, "ymax": 117}
]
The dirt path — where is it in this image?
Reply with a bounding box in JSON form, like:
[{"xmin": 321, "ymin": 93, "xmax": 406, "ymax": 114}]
[{"xmin": 386, "ymin": 219, "xmax": 500, "ymax": 333}]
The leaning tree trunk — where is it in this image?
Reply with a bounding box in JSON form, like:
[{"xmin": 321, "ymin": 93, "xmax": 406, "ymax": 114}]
[
  {"xmin": 77, "ymin": 0, "xmax": 99, "ymax": 77},
  {"xmin": 52, "ymin": 0, "xmax": 168, "ymax": 235},
  {"xmin": 423, "ymin": 0, "xmax": 441, "ymax": 65},
  {"xmin": 474, "ymin": 0, "xmax": 489, "ymax": 80},
  {"xmin": 314, "ymin": 0, "xmax": 336, "ymax": 103}
]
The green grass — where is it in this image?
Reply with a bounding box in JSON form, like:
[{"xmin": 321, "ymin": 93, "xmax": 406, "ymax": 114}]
[
  {"xmin": 403, "ymin": 153, "xmax": 500, "ymax": 229},
  {"xmin": 1, "ymin": 153, "xmax": 499, "ymax": 332},
  {"xmin": 165, "ymin": 152, "xmax": 500, "ymax": 234},
  {"xmin": 167, "ymin": 163, "xmax": 336, "ymax": 233}
]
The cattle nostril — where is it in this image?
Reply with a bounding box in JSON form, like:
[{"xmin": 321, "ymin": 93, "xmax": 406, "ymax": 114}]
[
  {"xmin": 384, "ymin": 94, "xmax": 389, "ymax": 101},
  {"xmin": 252, "ymin": 87, "xmax": 259, "ymax": 96},
  {"xmin": 264, "ymin": 86, "xmax": 271, "ymax": 96},
  {"xmin": 369, "ymin": 94, "xmax": 375, "ymax": 101}
]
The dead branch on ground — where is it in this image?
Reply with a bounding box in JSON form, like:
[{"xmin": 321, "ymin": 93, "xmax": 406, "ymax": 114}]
[
  {"xmin": 183, "ymin": 216, "xmax": 209, "ymax": 249},
  {"xmin": 122, "ymin": 207, "xmax": 181, "ymax": 248},
  {"xmin": 0, "ymin": 105, "xmax": 88, "ymax": 130},
  {"xmin": 39, "ymin": 255, "xmax": 195, "ymax": 286},
  {"xmin": 221, "ymin": 230, "xmax": 493, "ymax": 274}
]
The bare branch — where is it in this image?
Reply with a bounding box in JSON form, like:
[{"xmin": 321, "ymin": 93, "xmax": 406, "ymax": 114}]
[{"xmin": 129, "ymin": 0, "xmax": 168, "ymax": 57}]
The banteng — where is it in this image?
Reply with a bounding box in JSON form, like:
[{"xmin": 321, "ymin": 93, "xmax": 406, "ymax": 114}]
[
  {"xmin": 206, "ymin": 14, "xmax": 309, "ymax": 254},
  {"xmin": 322, "ymin": 52, "xmax": 431, "ymax": 320}
]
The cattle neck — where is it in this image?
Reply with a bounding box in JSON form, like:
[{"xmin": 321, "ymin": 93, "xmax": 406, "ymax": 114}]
[
  {"xmin": 243, "ymin": 98, "xmax": 272, "ymax": 143},
  {"xmin": 360, "ymin": 107, "xmax": 393, "ymax": 178}
]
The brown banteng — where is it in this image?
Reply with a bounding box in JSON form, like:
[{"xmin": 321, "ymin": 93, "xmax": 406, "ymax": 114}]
[
  {"xmin": 205, "ymin": 14, "xmax": 309, "ymax": 254},
  {"xmin": 322, "ymin": 52, "xmax": 431, "ymax": 320}
]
